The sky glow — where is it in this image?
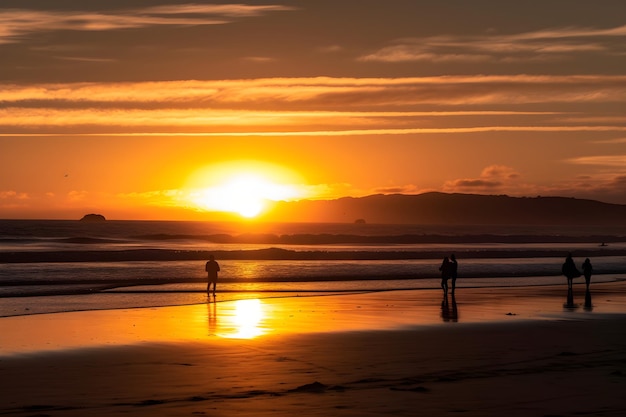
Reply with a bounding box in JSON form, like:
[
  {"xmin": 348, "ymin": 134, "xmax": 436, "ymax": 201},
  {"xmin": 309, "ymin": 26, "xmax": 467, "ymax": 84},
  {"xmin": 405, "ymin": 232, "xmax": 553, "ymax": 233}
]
[{"xmin": 1, "ymin": 0, "xmax": 625, "ymax": 220}]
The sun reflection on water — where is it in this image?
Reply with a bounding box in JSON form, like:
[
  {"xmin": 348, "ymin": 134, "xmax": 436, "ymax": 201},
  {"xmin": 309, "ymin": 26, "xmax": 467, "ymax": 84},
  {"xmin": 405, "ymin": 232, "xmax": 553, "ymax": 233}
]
[{"xmin": 218, "ymin": 299, "xmax": 266, "ymax": 339}]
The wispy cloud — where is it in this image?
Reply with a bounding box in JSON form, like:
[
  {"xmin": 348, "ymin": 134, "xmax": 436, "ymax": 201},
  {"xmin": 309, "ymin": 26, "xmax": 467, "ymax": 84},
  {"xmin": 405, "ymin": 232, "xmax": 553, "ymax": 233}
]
[
  {"xmin": 568, "ymin": 155, "xmax": 626, "ymax": 166},
  {"xmin": 0, "ymin": 191, "xmax": 29, "ymax": 200},
  {"xmin": 317, "ymin": 45, "xmax": 344, "ymax": 53},
  {"xmin": 3, "ymin": 75, "xmax": 625, "ymax": 106},
  {"xmin": 595, "ymin": 137, "xmax": 626, "ymax": 144},
  {"xmin": 1, "ymin": 75, "xmax": 624, "ymax": 135},
  {"xmin": 4, "ymin": 126, "xmax": 626, "ymax": 138},
  {"xmin": 372, "ymin": 185, "xmax": 424, "ymax": 195},
  {"xmin": 360, "ymin": 25, "xmax": 626, "ymax": 63},
  {"xmin": 0, "ymin": 4, "xmax": 294, "ymax": 44},
  {"xmin": 0, "ymin": 108, "xmax": 557, "ymax": 127}
]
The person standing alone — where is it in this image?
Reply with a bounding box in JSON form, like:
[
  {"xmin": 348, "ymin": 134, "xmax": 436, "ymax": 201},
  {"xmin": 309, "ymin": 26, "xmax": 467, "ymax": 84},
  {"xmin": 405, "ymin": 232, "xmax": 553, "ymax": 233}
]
[{"xmin": 205, "ymin": 254, "xmax": 220, "ymax": 296}]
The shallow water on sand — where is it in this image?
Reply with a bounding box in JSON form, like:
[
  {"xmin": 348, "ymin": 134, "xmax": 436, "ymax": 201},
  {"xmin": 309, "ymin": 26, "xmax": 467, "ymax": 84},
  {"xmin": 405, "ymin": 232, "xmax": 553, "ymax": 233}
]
[{"xmin": 2, "ymin": 220, "xmax": 625, "ymax": 316}]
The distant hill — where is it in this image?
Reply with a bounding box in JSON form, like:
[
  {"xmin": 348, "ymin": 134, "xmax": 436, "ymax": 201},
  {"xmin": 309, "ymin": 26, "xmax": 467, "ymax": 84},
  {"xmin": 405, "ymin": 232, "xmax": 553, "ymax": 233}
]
[{"xmin": 268, "ymin": 192, "xmax": 626, "ymax": 225}]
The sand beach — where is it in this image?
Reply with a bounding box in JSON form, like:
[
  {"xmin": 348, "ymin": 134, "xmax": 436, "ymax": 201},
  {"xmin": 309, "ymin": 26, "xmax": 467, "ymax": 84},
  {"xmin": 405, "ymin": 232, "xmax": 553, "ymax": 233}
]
[{"xmin": 1, "ymin": 281, "xmax": 626, "ymax": 416}]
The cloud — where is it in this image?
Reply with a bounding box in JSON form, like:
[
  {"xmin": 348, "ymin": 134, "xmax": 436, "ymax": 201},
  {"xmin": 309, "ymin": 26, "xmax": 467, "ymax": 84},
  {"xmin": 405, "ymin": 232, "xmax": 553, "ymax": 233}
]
[
  {"xmin": 0, "ymin": 4, "xmax": 294, "ymax": 44},
  {"xmin": 0, "ymin": 191, "xmax": 32, "ymax": 212},
  {"xmin": 317, "ymin": 45, "xmax": 344, "ymax": 53},
  {"xmin": 595, "ymin": 137, "xmax": 626, "ymax": 144},
  {"xmin": 359, "ymin": 25, "xmax": 626, "ymax": 63},
  {"xmin": 372, "ymin": 184, "xmax": 424, "ymax": 195},
  {"xmin": 0, "ymin": 191, "xmax": 29, "ymax": 200},
  {"xmin": 66, "ymin": 190, "xmax": 91, "ymax": 202},
  {"xmin": 481, "ymin": 165, "xmax": 521, "ymax": 180},
  {"xmin": 443, "ymin": 165, "xmax": 521, "ymax": 193},
  {"xmin": 568, "ymin": 155, "xmax": 626, "ymax": 167},
  {"xmin": 1, "ymin": 75, "xmax": 624, "ymax": 136},
  {"xmin": 116, "ymin": 189, "xmax": 189, "ymax": 208},
  {"xmin": 241, "ymin": 56, "xmax": 276, "ymax": 63},
  {"xmin": 0, "ymin": 108, "xmax": 557, "ymax": 128},
  {"xmin": 3, "ymin": 75, "xmax": 625, "ymax": 106},
  {"xmin": 451, "ymin": 179, "xmax": 503, "ymax": 188}
]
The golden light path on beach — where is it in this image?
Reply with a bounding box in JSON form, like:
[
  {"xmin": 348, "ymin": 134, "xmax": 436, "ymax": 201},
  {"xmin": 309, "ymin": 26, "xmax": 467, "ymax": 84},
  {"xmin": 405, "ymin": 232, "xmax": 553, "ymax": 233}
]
[
  {"xmin": 2, "ymin": 283, "xmax": 626, "ymax": 355},
  {"xmin": 218, "ymin": 299, "xmax": 266, "ymax": 339}
]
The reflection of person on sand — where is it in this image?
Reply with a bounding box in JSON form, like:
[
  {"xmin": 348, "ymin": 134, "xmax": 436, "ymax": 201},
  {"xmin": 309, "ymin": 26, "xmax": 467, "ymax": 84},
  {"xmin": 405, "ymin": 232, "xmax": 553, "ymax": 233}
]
[
  {"xmin": 207, "ymin": 300, "xmax": 217, "ymax": 334},
  {"xmin": 582, "ymin": 258, "xmax": 593, "ymax": 291},
  {"xmin": 441, "ymin": 294, "xmax": 458, "ymax": 322},
  {"xmin": 449, "ymin": 254, "xmax": 458, "ymax": 294},
  {"xmin": 584, "ymin": 289, "xmax": 593, "ymax": 311},
  {"xmin": 439, "ymin": 257, "xmax": 451, "ymax": 296},
  {"xmin": 205, "ymin": 254, "xmax": 220, "ymax": 296}
]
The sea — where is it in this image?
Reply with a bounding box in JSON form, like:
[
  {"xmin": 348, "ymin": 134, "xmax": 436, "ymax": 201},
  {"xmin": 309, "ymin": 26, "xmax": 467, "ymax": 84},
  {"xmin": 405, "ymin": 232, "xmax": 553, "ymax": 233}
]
[{"xmin": 1, "ymin": 219, "xmax": 625, "ymax": 317}]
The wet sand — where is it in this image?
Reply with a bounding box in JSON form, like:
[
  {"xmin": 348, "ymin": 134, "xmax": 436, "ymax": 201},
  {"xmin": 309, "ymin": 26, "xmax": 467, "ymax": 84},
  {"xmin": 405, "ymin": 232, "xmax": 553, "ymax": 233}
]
[{"xmin": 1, "ymin": 282, "xmax": 625, "ymax": 416}]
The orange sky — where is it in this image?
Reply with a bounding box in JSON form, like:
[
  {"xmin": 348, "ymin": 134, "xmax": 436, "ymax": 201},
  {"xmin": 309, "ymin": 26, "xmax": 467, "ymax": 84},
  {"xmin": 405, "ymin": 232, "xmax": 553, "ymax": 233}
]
[{"xmin": 1, "ymin": 1, "xmax": 626, "ymax": 220}]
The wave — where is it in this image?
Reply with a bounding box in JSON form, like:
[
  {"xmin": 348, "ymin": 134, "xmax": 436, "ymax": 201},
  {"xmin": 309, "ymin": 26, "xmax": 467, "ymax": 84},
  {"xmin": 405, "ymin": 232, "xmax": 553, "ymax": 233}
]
[
  {"xmin": 133, "ymin": 232, "xmax": 626, "ymax": 244},
  {"xmin": 4, "ymin": 230, "xmax": 626, "ymax": 246},
  {"xmin": 2, "ymin": 246, "xmax": 626, "ymax": 264}
]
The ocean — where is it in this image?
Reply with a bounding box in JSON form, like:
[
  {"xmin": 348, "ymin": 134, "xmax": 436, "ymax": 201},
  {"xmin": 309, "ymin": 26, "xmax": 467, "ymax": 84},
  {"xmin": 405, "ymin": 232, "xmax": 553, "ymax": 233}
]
[{"xmin": 1, "ymin": 220, "xmax": 625, "ymax": 317}]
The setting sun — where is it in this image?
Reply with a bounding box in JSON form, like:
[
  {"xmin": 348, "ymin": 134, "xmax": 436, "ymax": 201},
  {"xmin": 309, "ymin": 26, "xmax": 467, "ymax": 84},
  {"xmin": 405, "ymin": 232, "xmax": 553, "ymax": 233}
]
[{"xmin": 187, "ymin": 162, "xmax": 306, "ymax": 218}]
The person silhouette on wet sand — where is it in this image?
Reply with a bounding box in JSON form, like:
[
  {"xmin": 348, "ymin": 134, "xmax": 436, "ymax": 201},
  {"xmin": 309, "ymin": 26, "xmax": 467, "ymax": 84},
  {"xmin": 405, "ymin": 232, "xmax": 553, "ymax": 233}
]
[
  {"xmin": 562, "ymin": 253, "xmax": 581, "ymax": 307},
  {"xmin": 205, "ymin": 254, "xmax": 220, "ymax": 296},
  {"xmin": 439, "ymin": 256, "xmax": 451, "ymax": 296},
  {"xmin": 562, "ymin": 253, "xmax": 581, "ymax": 292},
  {"xmin": 582, "ymin": 258, "xmax": 593, "ymax": 291}
]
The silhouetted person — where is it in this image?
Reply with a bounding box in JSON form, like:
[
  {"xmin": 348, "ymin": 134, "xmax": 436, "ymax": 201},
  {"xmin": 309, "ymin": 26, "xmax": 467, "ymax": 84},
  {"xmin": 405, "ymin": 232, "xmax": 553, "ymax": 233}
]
[
  {"xmin": 449, "ymin": 254, "xmax": 458, "ymax": 294},
  {"xmin": 562, "ymin": 253, "xmax": 580, "ymax": 308},
  {"xmin": 562, "ymin": 253, "xmax": 580, "ymax": 292},
  {"xmin": 439, "ymin": 256, "xmax": 451, "ymax": 296},
  {"xmin": 205, "ymin": 254, "xmax": 220, "ymax": 296},
  {"xmin": 582, "ymin": 258, "xmax": 593, "ymax": 291}
]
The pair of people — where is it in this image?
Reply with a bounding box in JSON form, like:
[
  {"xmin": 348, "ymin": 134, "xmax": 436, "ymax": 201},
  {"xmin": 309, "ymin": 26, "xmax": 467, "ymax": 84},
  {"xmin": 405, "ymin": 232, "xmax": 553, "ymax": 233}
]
[
  {"xmin": 562, "ymin": 254, "xmax": 593, "ymax": 291},
  {"xmin": 439, "ymin": 254, "xmax": 458, "ymax": 296}
]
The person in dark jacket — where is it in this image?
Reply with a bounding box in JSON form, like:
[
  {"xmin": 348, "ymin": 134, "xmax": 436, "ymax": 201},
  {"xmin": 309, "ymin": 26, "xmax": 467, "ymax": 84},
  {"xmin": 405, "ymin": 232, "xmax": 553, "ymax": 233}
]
[
  {"xmin": 205, "ymin": 254, "xmax": 220, "ymax": 296},
  {"xmin": 562, "ymin": 253, "xmax": 581, "ymax": 292}
]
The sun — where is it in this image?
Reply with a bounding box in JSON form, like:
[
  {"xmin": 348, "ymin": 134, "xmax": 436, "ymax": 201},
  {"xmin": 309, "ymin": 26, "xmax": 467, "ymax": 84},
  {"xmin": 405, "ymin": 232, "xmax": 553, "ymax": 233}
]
[
  {"xmin": 195, "ymin": 174, "xmax": 289, "ymax": 218},
  {"xmin": 187, "ymin": 162, "xmax": 305, "ymax": 218}
]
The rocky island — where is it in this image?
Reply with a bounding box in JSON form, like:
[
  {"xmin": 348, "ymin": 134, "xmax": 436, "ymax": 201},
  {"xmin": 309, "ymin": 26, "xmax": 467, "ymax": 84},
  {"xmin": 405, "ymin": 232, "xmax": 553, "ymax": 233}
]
[{"xmin": 79, "ymin": 214, "xmax": 106, "ymax": 222}]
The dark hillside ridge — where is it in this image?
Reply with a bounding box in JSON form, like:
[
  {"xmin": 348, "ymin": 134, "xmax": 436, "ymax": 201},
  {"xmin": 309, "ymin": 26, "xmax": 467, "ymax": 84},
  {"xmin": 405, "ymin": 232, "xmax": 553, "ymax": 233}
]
[{"xmin": 269, "ymin": 192, "xmax": 626, "ymax": 225}]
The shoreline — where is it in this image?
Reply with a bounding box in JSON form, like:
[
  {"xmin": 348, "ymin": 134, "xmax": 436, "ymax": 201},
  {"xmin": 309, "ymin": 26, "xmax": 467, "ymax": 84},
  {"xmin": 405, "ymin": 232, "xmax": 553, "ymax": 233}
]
[
  {"xmin": 2, "ymin": 280, "xmax": 626, "ymax": 356},
  {"xmin": 1, "ymin": 283, "xmax": 625, "ymax": 416},
  {"xmin": 2, "ymin": 275, "xmax": 625, "ymax": 318}
]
